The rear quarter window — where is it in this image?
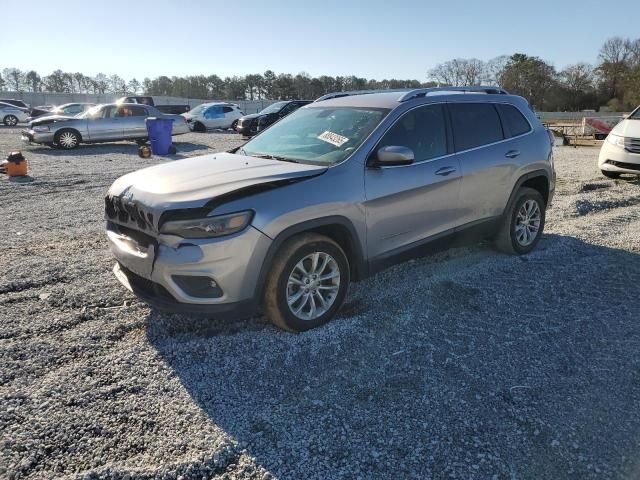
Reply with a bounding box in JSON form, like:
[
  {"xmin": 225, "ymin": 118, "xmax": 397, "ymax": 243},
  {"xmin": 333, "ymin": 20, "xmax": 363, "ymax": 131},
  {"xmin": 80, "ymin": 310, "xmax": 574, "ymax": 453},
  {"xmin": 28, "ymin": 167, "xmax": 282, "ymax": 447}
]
[
  {"xmin": 496, "ymin": 104, "xmax": 532, "ymax": 137},
  {"xmin": 449, "ymin": 103, "xmax": 504, "ymax": 151}
]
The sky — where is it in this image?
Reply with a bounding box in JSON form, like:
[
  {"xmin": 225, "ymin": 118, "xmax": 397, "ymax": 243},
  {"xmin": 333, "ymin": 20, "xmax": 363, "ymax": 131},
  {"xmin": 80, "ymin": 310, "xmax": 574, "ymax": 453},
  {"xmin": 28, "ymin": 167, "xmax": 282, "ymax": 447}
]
[{"xmin": 2, "ymin": 0, "xmax": 639, "ymax": 82}]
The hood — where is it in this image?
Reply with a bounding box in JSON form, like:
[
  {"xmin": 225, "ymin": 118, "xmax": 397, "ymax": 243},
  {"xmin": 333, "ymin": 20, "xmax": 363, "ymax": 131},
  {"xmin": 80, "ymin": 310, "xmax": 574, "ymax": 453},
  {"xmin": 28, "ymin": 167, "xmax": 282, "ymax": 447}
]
[
  {"xmin": 107, "ymin": 152, "xmax": 327, "ymax": 229},
  {"xmin": 611, "ymin": 118, "xmax": 640, "ymax": 138},
  {"xmin": 31, "ymin": 114, "xmax": 78, "ymax": 125},
  {"xmin": 240, "ymin": 113, "xmax": 265, "ymax": 121}
]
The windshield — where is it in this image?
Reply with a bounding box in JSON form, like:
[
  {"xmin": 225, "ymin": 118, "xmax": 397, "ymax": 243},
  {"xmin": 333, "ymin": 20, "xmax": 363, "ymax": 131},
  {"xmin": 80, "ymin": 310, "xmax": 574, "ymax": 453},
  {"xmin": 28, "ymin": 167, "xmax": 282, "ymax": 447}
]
[
  {"xmin": 629, "ymin": 106, "xmax": 640, "ymax": 119},
  {"xmin": 188, "ymin": 104, "xmax": 208, "ymax": 115},
  {"xmin": 259, "ymin": 101, "xmax": 288, "ymax": 114},
  {"xmin": 240, "ymin": 106, "xmax": 389, "ymax": 165}
]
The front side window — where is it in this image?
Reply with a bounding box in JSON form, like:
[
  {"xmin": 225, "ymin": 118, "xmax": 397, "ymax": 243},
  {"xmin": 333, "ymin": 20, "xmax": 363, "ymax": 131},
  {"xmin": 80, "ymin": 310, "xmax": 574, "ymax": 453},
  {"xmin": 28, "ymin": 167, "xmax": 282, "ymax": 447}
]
[
  {"xmin": 377, "ymin": 104, "xmax": 447, "ymax": 162},
  {"xmin": 496, "ymin": 103, "xmax": 531, "ymax": 137},
  {"xmin": 204, "ymin": 105, "xmax": 223, "ymax": 119},
  {"xmin": 241, "ymin": 106, "xmax": 389, "ymax": 165},
  {"xmin": 449, "ymin": 103, "xmax": 504, "ymax": 151}
]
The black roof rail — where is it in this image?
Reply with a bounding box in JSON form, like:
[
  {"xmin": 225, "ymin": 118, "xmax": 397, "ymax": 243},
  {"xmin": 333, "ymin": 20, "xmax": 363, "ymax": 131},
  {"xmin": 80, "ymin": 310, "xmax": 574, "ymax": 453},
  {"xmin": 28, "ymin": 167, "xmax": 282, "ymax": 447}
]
[{"xmin": 398, "ymin": 86, "xmax": 509, "ymax": 102}]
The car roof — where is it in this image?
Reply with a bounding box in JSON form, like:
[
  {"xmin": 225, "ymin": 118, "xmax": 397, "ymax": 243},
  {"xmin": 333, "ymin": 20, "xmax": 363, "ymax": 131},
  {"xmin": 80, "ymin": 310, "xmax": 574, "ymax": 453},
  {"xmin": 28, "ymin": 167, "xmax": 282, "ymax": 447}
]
[{"xmin": 310, "ymin": 87, "xmax": 524, "ymax": 110}]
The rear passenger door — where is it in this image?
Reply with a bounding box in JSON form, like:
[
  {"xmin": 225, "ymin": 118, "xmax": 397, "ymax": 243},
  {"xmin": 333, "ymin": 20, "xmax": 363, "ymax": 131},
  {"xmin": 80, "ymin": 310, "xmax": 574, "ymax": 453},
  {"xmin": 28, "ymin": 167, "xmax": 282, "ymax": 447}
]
[
  {"xmin": 448, "ymin": 102, "xmax": 514, "ymax": 226},
  {"xmin": 364, "ymin": 104, "xmax": 462, "ymax": 260},
  {"xmin": 119, "ymin": 105, "xmax": 149, "ymax": 139}
]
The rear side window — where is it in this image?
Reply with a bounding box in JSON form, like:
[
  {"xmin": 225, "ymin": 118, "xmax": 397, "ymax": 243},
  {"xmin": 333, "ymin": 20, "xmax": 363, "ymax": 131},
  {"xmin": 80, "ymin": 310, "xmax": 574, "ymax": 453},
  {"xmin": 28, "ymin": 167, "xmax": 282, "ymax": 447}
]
[
  {"xmin": 378, "ymin": 104, "xmax": 447, "ymax": 162},
  {"xmin": 130, "ymin": 106, "xmax": 147, "ymax": 116},
  {"xmin": 496, "ymin": 104, "xmax": 531, "ymax": 137},
  {"xmin": 222, "ymin": 106, "xmax": 234, "ymax": 113},
  {"xmin": 449, "ymin": 103, "xmax": 504, "ymax": 151}
]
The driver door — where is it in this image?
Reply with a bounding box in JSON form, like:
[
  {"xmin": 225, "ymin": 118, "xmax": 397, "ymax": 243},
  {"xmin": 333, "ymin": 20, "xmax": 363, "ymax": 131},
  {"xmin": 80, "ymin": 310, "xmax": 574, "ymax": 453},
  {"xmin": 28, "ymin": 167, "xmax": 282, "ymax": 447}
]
[
  {"xmin": 87, "ymin": 106, "xmax": 123, "ymax": 140},
  {"xmin": 364, "ymin": 104, "xmax": 462, "ymax": 260}
]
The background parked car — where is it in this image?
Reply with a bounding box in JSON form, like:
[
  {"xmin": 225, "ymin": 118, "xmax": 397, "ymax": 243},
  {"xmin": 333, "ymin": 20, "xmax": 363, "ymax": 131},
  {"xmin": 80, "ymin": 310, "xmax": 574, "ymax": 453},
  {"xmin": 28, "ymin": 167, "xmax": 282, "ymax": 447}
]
[
  {"xmin": 0, "ymin": 102, "xmax": 30, "ymax": 126},
  {"xmin": 28, "ymin": 103, "xmax": 96, "ymax": 122},
  {"xmin": 0, "ymin": 99, "xmax": 30, "ymax": 110},
  {"xmin": 22, "ymin": 103, "xmax": 189, "ymax": 149},
  {"xmin": 28, "ymin": 105, "xmax": 55, "ymax": 120},
  {"xmin": 235, "ymin": 100, "xmax": 311, "ymax": 136},
  {"xmin": 116, "ymin": 96, "xmax": 190, "ymax": 115},
  {"xmin": 182, "ymin": 102, "xmax": 244, "ymax": 132},
  {"xmin": 598, "ymin": 104, "xmax": 640, "ymax": 178}
]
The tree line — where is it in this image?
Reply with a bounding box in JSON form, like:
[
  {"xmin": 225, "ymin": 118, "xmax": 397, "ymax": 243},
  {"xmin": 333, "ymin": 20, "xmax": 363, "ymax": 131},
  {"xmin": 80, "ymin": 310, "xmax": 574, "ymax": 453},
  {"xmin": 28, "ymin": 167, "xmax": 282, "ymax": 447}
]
[{"xmin": 1, "ymin": 36, "xmax": 638, "ymax": 111}]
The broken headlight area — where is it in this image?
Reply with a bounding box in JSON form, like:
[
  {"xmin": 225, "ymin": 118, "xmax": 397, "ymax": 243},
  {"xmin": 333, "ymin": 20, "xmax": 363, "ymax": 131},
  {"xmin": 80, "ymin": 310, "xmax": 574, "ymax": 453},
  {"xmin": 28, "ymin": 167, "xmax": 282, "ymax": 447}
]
[
  {"xmin": 32, "ymin": 125, "xmax": 50, "ymax": 132},
  {"xmin": 159, "ymin": 211, "xmax": 254, "ymax": 239}
]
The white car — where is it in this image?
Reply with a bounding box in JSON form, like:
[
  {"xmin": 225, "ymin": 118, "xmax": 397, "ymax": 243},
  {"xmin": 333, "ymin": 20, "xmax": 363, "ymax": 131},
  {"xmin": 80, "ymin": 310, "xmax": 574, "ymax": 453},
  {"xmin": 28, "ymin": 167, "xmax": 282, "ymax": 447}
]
[
  {"xmin": 1, "ymin": 102, "xmax": 29, "ymax": 126},
  {"xmin": 598, "ymin": 106, "xmax": 640, "ymax": 178},
  {"xmin": 182, "ymin": 102, "xmax": 244, "ymax": 132}
]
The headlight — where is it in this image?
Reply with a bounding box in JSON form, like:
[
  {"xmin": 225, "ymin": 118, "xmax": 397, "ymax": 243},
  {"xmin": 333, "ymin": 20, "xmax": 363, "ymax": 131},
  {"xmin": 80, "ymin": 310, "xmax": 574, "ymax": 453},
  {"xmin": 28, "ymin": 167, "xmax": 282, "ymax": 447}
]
[
  {"xmin": 606, "ymin": 133, "xmax": 625, "ymax": 148},
  {"xmin": 159, "ymin": 211, "xmax": 253, "ymax": 238},
  {"xmin": 32, "ymin": 125, "xmax": 49, "ymax": 132}
]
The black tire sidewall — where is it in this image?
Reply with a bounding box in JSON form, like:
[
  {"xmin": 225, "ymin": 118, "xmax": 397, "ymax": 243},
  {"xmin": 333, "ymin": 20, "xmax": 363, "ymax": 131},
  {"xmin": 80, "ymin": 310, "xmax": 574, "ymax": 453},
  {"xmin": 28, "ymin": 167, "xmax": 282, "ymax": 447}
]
[
  {"xmin": 4, "ymin": 115, "xmax": 18, "ymax": 126},
  {"xmin": 194, "ymin": 121, "xmax": 205, "ymax": 132},
  {"xmin": 508, "ymin": 190, "xmax": 546, "ymax": 254},
  {"xmin": 231, "ymin": 119, "xmax": 239, "ymax": 130},
  {"xmin": 274, "ymin": 240, "xmax": 350, "ymax": 331}
]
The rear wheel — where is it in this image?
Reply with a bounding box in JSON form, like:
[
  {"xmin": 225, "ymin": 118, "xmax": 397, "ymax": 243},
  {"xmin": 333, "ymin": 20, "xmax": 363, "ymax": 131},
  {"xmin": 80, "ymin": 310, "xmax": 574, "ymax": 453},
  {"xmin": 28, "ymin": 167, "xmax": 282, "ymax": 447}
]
[
  {"xmin": 231, "ymin": 119, "xmax": 239, "ymax": 130},
  {"xmin": 263, "ymin": 233, "xmax": 350, "ymax": 332},
  {"xmin": 3, "ymin": 115, "xmax": 18, "ymax": 126},
  {"xmin": 495, "ymin": 187, "xmax": 546, "ymax": 255},
  {"xmin": 601, "ymin": 170, "xmax": 621, "ymax": 179},
  {"xmin": 55, "ymin": 129, "xmax": 80, "ymax": 149}
]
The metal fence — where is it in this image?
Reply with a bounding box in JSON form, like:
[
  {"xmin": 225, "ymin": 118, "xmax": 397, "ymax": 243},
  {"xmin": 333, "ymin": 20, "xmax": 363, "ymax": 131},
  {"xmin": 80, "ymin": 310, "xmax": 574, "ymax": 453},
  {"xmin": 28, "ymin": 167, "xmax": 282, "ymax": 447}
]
[{"xmin": 0, "ymin": 91, "xmax": 277, "ymax": 114}]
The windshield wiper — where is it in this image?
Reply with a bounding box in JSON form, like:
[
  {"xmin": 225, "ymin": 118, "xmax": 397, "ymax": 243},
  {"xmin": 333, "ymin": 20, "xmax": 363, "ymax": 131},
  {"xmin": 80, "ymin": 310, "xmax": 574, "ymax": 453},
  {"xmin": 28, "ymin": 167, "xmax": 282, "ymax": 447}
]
[{"xmin": 250, "ymin": 153, "xmax": 300, "ymax": 163}]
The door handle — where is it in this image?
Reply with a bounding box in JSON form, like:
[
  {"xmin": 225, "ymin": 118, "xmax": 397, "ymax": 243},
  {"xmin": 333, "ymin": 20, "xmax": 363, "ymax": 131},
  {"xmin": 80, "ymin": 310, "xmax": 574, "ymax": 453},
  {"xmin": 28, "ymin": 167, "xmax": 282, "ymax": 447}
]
[
  {"xmin": 435, "ymin": 166, "xmax": 456, "ymax": 176},
  {"xmin": 505, "ymin": 150, "xmax": 521, "ymax": 158}
]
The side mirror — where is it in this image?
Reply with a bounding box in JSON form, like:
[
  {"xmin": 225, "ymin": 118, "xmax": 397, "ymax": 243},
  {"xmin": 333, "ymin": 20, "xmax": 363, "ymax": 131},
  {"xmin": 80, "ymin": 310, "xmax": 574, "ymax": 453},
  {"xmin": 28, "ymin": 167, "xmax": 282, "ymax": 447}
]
[{"xmin": 370, "ymin": 146, "xmax": 415, "ymax": 167}]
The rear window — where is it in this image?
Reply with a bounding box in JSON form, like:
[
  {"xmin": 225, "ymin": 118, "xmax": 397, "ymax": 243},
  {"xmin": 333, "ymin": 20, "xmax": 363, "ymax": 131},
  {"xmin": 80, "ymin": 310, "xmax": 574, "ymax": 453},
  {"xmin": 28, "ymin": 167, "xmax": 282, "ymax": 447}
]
[
  {"xmin": 496, "ymin": 104, "xmax": 531, "ymax": 137},
  {"xmin": 449, "ymin": 103, "xmax": 504, "ymax": 151}
]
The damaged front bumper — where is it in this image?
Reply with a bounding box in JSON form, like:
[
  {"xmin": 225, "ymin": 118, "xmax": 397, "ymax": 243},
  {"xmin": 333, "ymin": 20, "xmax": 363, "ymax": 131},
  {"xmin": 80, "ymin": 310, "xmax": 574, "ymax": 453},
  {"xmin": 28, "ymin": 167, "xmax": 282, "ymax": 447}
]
[
  {"xmin": 106, "ymin": 221, "xmax": 272, "ymax": 317},
  {"xmin": 21, "ymin": 129, "xmax": 55, "ymax": 144}
]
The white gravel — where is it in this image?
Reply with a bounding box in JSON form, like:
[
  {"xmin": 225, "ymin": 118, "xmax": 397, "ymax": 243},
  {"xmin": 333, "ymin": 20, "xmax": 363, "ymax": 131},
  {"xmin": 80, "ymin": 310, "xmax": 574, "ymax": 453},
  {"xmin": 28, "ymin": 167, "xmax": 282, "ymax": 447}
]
[{"xmin": 1, "ymin": 127, "xmax": 640, "ymax": 479}]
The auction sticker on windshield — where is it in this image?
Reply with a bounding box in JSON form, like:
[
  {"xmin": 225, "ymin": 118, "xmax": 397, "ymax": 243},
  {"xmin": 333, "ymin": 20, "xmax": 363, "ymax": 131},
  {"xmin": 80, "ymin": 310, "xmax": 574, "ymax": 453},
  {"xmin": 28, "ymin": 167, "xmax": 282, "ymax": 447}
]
[{"xmin": 318, "ymin": 131, "xmax": 349, "ymax": 147}]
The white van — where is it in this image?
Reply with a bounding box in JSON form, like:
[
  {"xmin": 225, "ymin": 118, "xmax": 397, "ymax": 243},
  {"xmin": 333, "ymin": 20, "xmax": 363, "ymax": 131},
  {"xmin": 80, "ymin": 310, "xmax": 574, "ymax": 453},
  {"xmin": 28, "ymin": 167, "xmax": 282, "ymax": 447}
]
[{"xmin": 598, "ymin": 106, "xmax": 640, "ymax": 178}]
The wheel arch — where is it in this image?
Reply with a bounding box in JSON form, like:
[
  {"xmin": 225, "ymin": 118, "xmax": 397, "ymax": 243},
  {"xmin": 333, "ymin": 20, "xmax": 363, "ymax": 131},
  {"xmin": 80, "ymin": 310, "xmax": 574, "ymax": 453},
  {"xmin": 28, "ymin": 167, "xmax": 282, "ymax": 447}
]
[
  {"xmin": 255, "ymin": 216, "xmax": 367, "ymax": 299},
  {"xmin": 503, "ymin": 170, "xmax": 550, "ymax": 218}
]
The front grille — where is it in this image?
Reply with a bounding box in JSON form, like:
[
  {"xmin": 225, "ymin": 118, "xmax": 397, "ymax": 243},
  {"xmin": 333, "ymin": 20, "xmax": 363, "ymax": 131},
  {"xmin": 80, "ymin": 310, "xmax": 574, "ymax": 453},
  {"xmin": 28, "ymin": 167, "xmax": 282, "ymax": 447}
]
[
  {"xmin": 107, "ymin": 221, "xmax": 155, "ymax": 248},
  {"xmin": 606, "ymin": 160, "xmax": 640, "ymax": 171},
  {"xmin": 625, "ymin": 137, "xmax": 640, "ymax": 154},
  {"xmin": 105, "ymin": 193, "xmax": 154, "ymax": 231}
]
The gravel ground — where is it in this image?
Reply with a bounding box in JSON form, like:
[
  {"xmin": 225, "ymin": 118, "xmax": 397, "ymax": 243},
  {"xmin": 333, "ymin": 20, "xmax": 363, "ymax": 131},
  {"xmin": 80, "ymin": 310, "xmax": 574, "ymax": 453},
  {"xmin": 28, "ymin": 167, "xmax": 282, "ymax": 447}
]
[{"xmin": 1, "ymin": 126, "xmax": 639, "ymax": 479}]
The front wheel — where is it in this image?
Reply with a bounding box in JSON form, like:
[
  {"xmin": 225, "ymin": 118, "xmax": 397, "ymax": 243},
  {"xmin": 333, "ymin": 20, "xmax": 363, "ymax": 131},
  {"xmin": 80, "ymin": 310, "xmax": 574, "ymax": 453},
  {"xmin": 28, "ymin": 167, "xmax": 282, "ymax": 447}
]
[
  {"xmin": 3, "ymin": 115, "xmax": 18, "ymax": 126},
  {"xmin": 263, "ymin": 233, "xmax": 350, "ymax": 332},
  {"xmin": 494, "ymin": 187, "xmax": 546, "ymax": 255},
  {"xmin": 230, "ymin": 119, "xmax": 239, "ymax": 130},
  {"xmin": 55, "ymin": 129, "xmax": 80, "ymax": 149},
  {"xmin": 601, "ymin": 170, "xmax": 620, "ymax": 179}
]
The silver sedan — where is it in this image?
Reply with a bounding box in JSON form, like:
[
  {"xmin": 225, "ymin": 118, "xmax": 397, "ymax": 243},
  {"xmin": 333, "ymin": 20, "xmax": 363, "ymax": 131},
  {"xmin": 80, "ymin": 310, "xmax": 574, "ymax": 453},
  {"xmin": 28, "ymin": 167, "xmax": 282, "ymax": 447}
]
[{"xmin": 22, "ymin": 103, "xmax": 190, "ymax": 149}]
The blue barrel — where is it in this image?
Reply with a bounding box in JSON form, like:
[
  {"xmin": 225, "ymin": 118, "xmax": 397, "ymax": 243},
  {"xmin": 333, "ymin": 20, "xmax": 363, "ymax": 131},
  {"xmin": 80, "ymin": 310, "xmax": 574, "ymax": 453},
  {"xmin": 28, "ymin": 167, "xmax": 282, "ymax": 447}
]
[{"xmin": 145, "ymin": 117, "xmax": 174, "ymax": 155}]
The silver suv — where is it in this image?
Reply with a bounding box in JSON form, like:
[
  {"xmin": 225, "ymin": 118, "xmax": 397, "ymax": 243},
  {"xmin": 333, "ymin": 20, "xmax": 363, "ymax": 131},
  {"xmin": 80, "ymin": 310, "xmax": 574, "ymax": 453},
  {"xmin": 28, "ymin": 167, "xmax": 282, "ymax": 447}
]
[{"xmin": 106, "ymin": 87, "xmax": 555, "ymax": 331}]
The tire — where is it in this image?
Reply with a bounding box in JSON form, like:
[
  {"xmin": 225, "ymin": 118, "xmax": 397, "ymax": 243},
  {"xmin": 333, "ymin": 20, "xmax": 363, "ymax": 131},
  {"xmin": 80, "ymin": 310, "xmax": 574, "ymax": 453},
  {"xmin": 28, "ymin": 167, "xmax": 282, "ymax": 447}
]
[
  {"xmin": 262, "ymin": 233, "xmax": 350, "ymax": 332},
  {"xmin": 54, "ymin": 129, "xmax": 80, "ymax": 149},
  {"xmin": 494, "ymin": 187, "xmax": 546, "ymax": 255},
  {"xmin": 601, "ymin": 170, "xmax": 620, "ymax": 179},
  {"xmin": 3, "ymin": 115, "xmax": 18, "ymax": 126},
  {"xmin": 231, "ymin": 119, "xmax": 239, "ymax": 130},
  {"xmin": 193, "ymin": 121, "xmax": 206, "ymax": 133}
]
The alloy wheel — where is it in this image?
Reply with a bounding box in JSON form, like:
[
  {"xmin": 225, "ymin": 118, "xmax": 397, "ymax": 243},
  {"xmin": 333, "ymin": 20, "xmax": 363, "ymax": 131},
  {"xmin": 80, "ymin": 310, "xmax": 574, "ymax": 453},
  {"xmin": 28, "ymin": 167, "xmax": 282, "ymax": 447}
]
[
  {"xmin": 515, "ymin": 199, "xmax": 541, "ymax": 246},
  {"xmin": 4, "ymin": 115, "xmax": 18, "ymax": 126},
  {"xmin": 286, "ymin": 252, "xmax": 341, "ymax": 321}
]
